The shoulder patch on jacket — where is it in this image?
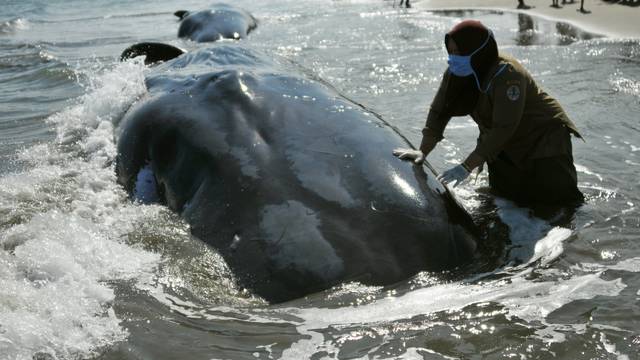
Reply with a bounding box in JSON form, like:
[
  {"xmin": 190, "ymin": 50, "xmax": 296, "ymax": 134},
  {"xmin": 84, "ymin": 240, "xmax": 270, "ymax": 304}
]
[{"xmin": 506, "ymin": 84, "xmax": 521, "ymax": 101}]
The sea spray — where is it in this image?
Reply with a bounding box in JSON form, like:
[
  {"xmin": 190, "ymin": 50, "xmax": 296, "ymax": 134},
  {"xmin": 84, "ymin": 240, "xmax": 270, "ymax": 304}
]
[{"xmin": 0, "ymin": 58, "xmax": 161, "ymax": 359}]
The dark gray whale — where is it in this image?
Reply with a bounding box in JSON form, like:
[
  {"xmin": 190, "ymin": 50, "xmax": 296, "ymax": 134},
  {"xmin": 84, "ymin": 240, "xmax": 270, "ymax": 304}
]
[
  {"xmin": 117, "ymin": 44, "xmax": 478, "ymax": 302},
  {"xmin": 175, "ymin": 4, "xmax": 257, "ymax": 42}
]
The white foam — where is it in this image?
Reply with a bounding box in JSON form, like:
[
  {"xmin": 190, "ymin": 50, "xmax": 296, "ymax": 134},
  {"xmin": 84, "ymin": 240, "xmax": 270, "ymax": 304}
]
[
  {"xmin": 600, "ymin": 332, "xmax": 631, "ymax": 360},
  {"xmin": 575, "ymin": 163, "xmax": 604, "ymax": 182},
  {"xmin": 0, "ymin": 18, "xmax": 29, "ymax": 34},
  {"xmin": 493, "ymin": 197, "xmax": 572, "ymax": 266},
  {"xmin": 610, "ymin": 72, "xmax": 640, "ymax": 98},
  {"xmin": 578, "ymin": 257, "xmax": 640, "ymax": 274},
  {"xmin": 0, "ymin": 59, "xmax": 164, "ymax": 359},
  {"xmin": 609, "ymin": 257, "xmax": 640, "ymax": 272},
  {"xmin": 276, "ymin": 270, "xmax": 624, "ymax": 358},
  {"xmin": 0, "ymin": 211, "xmax": 159, "ymax": 359}
]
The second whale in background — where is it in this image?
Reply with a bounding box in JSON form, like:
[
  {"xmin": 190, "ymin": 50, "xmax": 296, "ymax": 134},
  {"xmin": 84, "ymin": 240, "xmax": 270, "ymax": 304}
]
[{"xmin": 174, "ymin": 3, "xmax": 257, "ymax": 42}]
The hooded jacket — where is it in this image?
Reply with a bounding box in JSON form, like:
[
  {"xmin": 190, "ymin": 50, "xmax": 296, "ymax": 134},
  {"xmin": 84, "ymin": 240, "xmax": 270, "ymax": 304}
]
[{"xmin": 423, "ymin": 21, "xmax": 581, "ymax": 164}]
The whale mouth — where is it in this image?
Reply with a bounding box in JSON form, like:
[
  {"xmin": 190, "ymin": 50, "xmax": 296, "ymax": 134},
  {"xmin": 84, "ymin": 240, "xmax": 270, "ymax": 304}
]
[{"xmin": 134, "ymin": 163, "xmax": 160, "ymax": 204}]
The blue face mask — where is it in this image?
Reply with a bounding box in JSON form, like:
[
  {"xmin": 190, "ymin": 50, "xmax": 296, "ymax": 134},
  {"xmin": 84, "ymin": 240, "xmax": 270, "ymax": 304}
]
[
  {"xmin": 447, "ymin": 54, "xmax": 475, "ymax": 77},
  {"xmin": 447, "ymin": 30, "xmax": 507, "ymax": 92}
]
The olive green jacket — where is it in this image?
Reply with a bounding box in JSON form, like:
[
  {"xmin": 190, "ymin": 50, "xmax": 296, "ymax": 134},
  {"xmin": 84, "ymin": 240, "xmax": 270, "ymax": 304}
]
[{"xmin": 423, "ymin": 53, "xmax": 581, "ymax": 164}]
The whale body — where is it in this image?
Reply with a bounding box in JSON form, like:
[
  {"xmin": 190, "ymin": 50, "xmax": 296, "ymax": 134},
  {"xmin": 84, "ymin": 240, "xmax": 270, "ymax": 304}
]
[
  {"xmin": 175, "ymin": 4, "xmax": 257, "ymax": 42},
  {"xmin": 116, "ymin": 44, "xmax": 478, "ymax": 302}
]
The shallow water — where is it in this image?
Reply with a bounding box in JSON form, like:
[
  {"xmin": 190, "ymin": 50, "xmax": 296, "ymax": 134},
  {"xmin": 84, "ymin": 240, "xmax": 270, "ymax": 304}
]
[{"xmin": 1, "ymin": 0, "xmax": 639, "ymax": 359}]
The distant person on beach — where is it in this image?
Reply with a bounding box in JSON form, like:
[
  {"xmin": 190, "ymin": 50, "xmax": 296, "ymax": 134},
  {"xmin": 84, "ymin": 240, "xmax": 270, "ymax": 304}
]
[
  {"xmin": 579, "ymin": 0, "xmax": 590, "ymax": 13},
  {"xmin": 562, "ymin": 0, "xmax": 590, "ymax": 13},
  {"xmin": 517, "ymin": 0, "xmax": 532, "ymax": 9},
  {"xmin": 394, "ymin": 20, "xmax": 584, "ymax": 206}
]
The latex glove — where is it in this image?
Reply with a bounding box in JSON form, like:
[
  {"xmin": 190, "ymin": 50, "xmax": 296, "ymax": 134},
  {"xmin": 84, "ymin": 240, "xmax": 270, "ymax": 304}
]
[
  {"xmin": 437, "ymin": 164, "xmax": 470, "ymax": 188},
  {"xmin": 393, "ymin": 148, "xmax": 425, "ymax": 165}
]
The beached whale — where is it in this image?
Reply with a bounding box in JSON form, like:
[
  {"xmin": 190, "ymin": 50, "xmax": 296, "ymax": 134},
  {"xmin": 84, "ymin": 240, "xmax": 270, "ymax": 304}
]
[
  {"xmin": 117, "ymin": 43, "xmax": 478, "ymax": 302},
  {"xmin": 174, "ymin": 4, "xmax": 257, "ymax": 42}
]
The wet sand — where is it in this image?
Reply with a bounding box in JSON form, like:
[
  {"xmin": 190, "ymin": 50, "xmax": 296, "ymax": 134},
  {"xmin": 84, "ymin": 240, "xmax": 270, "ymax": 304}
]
[{"xmin": 417, "ymin": 0, "xmax": 640, "ymax": 38}]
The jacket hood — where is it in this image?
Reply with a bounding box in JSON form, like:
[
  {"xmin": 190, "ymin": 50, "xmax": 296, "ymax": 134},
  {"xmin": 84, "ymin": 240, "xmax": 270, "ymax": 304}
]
[{"xmin": 440, "ymin": 20, "xmax": 500, "ymax": 116}]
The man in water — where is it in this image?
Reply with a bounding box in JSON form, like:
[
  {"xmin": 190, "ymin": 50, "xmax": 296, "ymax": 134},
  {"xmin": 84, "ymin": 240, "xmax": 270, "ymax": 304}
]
[{"xmin": 394, "ymin": 20, "xmax": 584, "ymax": 206}]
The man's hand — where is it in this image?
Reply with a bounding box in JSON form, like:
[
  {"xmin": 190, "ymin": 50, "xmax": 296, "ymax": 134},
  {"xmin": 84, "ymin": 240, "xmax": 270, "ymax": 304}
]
[
  {"xmin": 437, "ymin": 164, "xmax": 470, "ymax": 187},
  {"xmin": 393, "ymin": 148, "xmax": 425, "ymax": 165}
]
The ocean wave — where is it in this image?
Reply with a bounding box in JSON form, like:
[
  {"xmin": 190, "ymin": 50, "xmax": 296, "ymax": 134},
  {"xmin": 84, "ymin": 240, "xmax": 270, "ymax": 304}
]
[
  {"xmin": 0, "ymin": 18, "xmax": 29, "ymax": 34},
  {"xmin": 0, "ymin": 43, "xmax": 62, "ymax": 70},
  {"xmin": 0, "ymin": 58, "xmax": 161, "ymax": 359},
  {"xmin": 35, "ymin": 11, "xmax": 173, "ymax": 24},
  {"xmin": 610, "ymin": 73, "xmax": 640, "ymax": 98}
]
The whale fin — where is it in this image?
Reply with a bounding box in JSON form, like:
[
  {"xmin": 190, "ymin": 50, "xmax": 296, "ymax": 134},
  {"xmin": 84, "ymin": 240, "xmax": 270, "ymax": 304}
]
[
  {"xmin": 120, "ymin": 42, "xmax": 185, "ymax": 65},
  {"xmin": 174, "ymin": 10, "xmax": 189, "ymax": 20}
]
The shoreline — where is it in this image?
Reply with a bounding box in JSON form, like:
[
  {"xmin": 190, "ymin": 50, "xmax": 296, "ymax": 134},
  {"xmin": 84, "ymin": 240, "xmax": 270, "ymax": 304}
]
[{"xmin": 414, "ymin": 0, "xmax": 640, "ymax": 39}]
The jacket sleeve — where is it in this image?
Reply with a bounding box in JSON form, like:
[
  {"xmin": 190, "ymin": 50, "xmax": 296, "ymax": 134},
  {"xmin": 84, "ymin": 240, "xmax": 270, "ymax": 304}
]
[
  {"xmin": 423, "ymin": 71, "xmax": 453, "ymax": 141},
  {"xmin": 473, "ymin": 66, "xmax": 526, "ymax": 162}
]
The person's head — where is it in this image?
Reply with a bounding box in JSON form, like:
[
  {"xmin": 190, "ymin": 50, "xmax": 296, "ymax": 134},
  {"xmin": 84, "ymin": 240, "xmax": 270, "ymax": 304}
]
[
  {"xmin": 437, "ymin": 20, "xmax": 501, "ymax": 116},
  {"xmin": 444, "ymin": 20, "xmax": 499, "ymax": 82}
]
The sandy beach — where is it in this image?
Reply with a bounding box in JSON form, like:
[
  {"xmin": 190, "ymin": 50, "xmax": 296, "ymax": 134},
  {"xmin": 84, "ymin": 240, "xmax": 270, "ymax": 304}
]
[{"xmin": 416, "ymin": 0, "xmax": 640, "ymax": 39}]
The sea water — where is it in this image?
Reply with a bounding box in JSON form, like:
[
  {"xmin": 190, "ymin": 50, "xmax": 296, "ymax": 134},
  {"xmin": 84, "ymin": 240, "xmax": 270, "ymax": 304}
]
[{"xmin": 1, "ymin": 0, "xmax": 639, "ymax": 359}]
